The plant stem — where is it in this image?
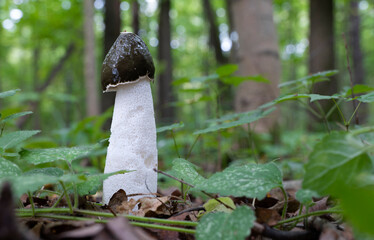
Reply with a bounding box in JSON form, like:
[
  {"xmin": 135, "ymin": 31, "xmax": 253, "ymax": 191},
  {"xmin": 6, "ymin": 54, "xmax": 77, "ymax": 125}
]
[
  {"xmin": 187, "ymin": 134, "xmax": 200, "ymax": 160},
  {"xmin": 347, "ymin": 101, "xmax": 361, "ymax": 126},
  {"xmin": 59, "ymin": 181, "xmax": 73, "ymax": 214},
  {"xmin": 332, "ymin": 99, "xmax": 347, "ymax": 127},
  {"xmin": 15, "ymin": 208, "xmax": 198, "ymax": 227},
  {"xmin": 279, "ymin": 187, "xmax": 288, "ymax": 220},
  {"xmin": 171, "ymin": 130, "xmax": 180, "ymax": 158},
  {"xmin": 28, "ymin": 192, "xmax": 35, "ymax": 216},
  {"xmin": 273, "ymin": 209, "xmax": 342, "ymax": 227},
  {"xmin": 17, "ymin": 212, "xmax": 196, "ymax": 234}
]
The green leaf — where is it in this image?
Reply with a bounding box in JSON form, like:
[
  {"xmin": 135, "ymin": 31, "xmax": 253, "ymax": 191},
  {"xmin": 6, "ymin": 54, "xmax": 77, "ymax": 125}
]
[
  {"xmin": 76, "ymin": 170, "xmax": 129, "ymax": 195},
  {"xmin": 216, "ymin": 64, "xmax": 238, "ymax": 77},
  {"xmin": 221, "ymin": 75, "xmax": 270, "ymax": 86},
  {"xmin": 194, "ymin": 107, "xmax": 275, "ymax": 135},
  {"xmin": 23, "ymin": 167, "xmax": 64, "ymax": 177},
  {"xmin": 345, "ymin": 85, "xmax": 374, "ymax": 96},
  {"xmin": 330, "ymin": 183, "xmax": 374, "ymax": 236},
  {"xmin": 279, "ymin": 70, "xmax": 338, "ymax": 88},
  {"xmin": 0, "ymin": 89, "xmax": 20, "ymax": 98},
  {"xmin": 0, "ymin": 111, "xmax": 33, "ymax": 124},
  {"xmin": 195, "ymin": 162, "xmax": 283, "ymax": 199},
  {"xmin": 0, "ymin": 157, "xmax": 21, "ymax": 178},
  {"xmin": 203, "ymin": 197, "xmax": 236, "ymax": 214},
  {"xmin": 274, "ymin": 94, "xmax": 340, "ymax": 104},
  {"xmin": 172, "ymin": 77, "xmax": 190, "ymax": 86},
  {"xmin": 303, "ymin": 132, "xmax": 373, "ymax": 195},
  {"xmin": 157, "ymin": 122, "xmax": 184, "ymax": 133},
  {"xmin": 196, "ymin": 206, "xmax": 255, "ymax": 240},
  {"xmin": 357, "ymin": 92, "xmax": 374, "ymax": 103},
  {"xmin": 169, "ymin": 158, "xmax": 205, "ymax": 186},
  {"xmin": 295, "ymin": 189, "xmax": 319, "ymax": 206},
  {"xmin": 191, "ymin": 74, "xmax": 219, "ymax": 83},
  {"xmin": 0, "ymin": 130, "xmax": 40, "ymax": 150},
  {"xmin": 4, "ymin": 174, "xmax": 59, "ymax": 198},
  {"xmin": 21, "ymin": 145, "xmax": 98, "ymax": 164}
]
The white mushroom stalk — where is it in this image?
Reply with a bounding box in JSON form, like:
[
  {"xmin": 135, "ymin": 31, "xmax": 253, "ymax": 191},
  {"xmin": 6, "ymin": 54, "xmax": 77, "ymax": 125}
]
[{"xmin": 101, "ymin": 32, "xmax": 157, "ymax": 204}]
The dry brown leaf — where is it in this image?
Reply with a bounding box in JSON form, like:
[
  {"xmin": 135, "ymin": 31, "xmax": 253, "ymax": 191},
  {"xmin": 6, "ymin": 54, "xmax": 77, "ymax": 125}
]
[{"xmin": 255, "ymin": 207, "xmax": 281, "ymax": 226}]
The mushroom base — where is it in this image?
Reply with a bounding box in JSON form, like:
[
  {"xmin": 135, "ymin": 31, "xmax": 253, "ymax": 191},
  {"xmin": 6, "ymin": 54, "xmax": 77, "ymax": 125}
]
[{"xmin": 103, "ymin": 77, "xmax": 158, "ymax": 204}]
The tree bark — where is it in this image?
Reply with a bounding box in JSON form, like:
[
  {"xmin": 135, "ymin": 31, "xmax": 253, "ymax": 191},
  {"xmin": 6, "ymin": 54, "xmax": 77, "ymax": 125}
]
[
  {"xmin": 84, "ymin": 0, "xmax": 100, "ymax": 116},
  {"xmin": 132, "ymin": 0, "xmax": 140, "ymax": 35},
  {"xmin": 231, "ymin": 0, "xmax": 281, "ymax": 132},
  {"xmin": 101, "ymin": 0, "xmax": 121, "ymax": 122},
  {"xmin": 157, "ymin": 0, "xmax": 174, "ymax": 123},
  {"xmin": 309, "ymin": 0, "xmax": 338, "ymax": 120},
  {"xmin": 202, "ymin": 0, "xmax": 227, "ymax": 65},
  {"xmin": 349, "ymin": 0, "xmax": 366, "ymax": 123}
]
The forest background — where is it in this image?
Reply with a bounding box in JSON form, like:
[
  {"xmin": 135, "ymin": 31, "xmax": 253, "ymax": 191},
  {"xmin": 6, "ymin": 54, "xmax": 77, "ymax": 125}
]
[{"xmin": 1, "ymin": 0, "xmax": 374, "ymax": 238}]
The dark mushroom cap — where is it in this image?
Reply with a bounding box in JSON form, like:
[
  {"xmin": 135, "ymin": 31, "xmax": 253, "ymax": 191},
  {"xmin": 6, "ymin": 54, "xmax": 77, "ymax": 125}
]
[{"xmin": 101, "ymin": 32, "xmax": 155, "ymax": 92}]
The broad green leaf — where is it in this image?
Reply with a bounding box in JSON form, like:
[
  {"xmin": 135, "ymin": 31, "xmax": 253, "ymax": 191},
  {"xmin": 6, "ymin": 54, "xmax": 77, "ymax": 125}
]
[
  {"xmin": 303, "ymin": 132, "xmax": 373, "ymax": 194},
  {"xmin": 330, "ymin": 181, "xmax": 374, "ymax": 236},
  {"xmin": 0, "ymin": 89, "xmax": 20, "ymax": 98},
  {"xmin": 172, "ymin": 77, "xmax": 190, "ymax": 86},
  {"xmin": 23, "ymin": 167, "xmax": 64, "ymax": 177},
  {"xmin": 295, "ymin": 189, "xmax": 319, "ymax": 206},
  {"xmin": 0, "ymin": 157, "xmax": 21, "ymax": 178},
  {"xmin": 279, "ymin": 70, "xmax": 338, "ymax": 88},
  {"xmin": 21, "ymin": 145, "xmax": 98, "ymax": 164},
  {"xmin": 196, "ymin": 206, "xmax": 255, "ymax": 240},
  {"xmin": 274, "ymin": 94, "xmax": 340, "ymax": 104},
  {"xmin": 216, "ymin": 64, "xmax": 238, "ymax": 77},
  {"xmin": 169, "ymin": 158, "xmax": 205, "ymax": 185},
  {"xmin": 194, "ymin": 108, "xmax": 275, "ymax": 135},
  {"xmin": 0, "ymin": 130, "xmax": 40, "ymax": 150},
  {"xmin": 4, "ymin": 174, "xmax": 59, "ymax": 198},
  {"xmin": 0, "ymin": 111, "xmax": 33, "ymax": 124},
  {"xmin": 76, "ymin": 170, "xmax": 129, "ymax": 195},
  {"xmin": 345, "ymin": 85, "xmax": 374, "ymax": 96},
  {"xmin": 357, "ymin": 92, "xmax": 374, "ymax": 103},
  {"xmin": 157, "ymin": 122, "xmax": 184, "ymax": 133},
  {"xmin": 221, "ymin": 75, "xmax": 270, "ymax": 86},
  {"xmin": 195, "ymin": 162, "xmax": 283, "ymax": 199},
  {"xmin": 191, "ymin": 74, "xmax": 218, "ymax": 83},
  {"xmin": 203, "ymin": 197, "xmax": 236, "ymax": 214}
]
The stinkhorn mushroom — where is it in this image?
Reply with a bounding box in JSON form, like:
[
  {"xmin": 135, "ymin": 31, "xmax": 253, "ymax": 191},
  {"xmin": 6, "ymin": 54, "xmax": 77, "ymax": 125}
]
[{"xmin": 101, "ymin": 32, "xmax": 157, "ymax": 204}]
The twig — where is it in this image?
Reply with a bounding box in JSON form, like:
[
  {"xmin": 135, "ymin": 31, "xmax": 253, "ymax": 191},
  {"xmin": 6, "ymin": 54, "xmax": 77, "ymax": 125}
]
[{"xmin": 172, "ymin": 206, "xmax": 205, "ymax": 217}]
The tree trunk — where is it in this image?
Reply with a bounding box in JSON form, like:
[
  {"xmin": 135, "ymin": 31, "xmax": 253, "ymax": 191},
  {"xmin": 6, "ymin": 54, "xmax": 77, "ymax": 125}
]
[
  {"xmin": 157, "ymin": 0, "xmax": 174, "ymax": 123},
  {"xmin": 84, "ymin": 0, "xmax": 100, "ymax": 116},
  {"xmin": 202, "ymin": 0, "xmax": 227, "ymax": 65},
  {"xmin": 132, "ymin": 0, "xmax": 140, "ymax": 35},
  {"xmin": 231, "ymin": 0, "xmax": 281, "ymax": 132},
  {"xmin": 309, "ymin": 0, "xmax": 338, "ymax": 120},
  {"xmin": 101, "ymin": 0, "xmax": 121, "ymax": 122},
  {"xmin": 349, "ymin": 0, "xmax": 366, "ymax": 123}
]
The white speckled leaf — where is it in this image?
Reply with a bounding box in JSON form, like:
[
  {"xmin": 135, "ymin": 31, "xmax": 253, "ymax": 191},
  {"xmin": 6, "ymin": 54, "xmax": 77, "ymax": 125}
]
[
  {"xmin": 303, "ymin": 132, "xmax": 372, "ymax": 194},
  {"xmin": 196, "ymin": 206, "xmax": 255, "ymax": 240},
  {"xmin": 295, "ymin": 189, "xmax": 319, "ymax": 206},
  {"xmin": 21, "ymin": 145, "xmax": 98, "ymax": 164},
  {"xmin": 169, "ymin": 158, "xmax": 205, "ymax": 186},
  {"xmin": 195, "ymin": 162, "xmax": 282, "ymax": 199},
  {"xmin": 0, "ymin": 157, "xmax": 21, "ymax": 178},
  {"xmin": 0, "ymin": 130, "xmax": 40, "ymax": 150}
]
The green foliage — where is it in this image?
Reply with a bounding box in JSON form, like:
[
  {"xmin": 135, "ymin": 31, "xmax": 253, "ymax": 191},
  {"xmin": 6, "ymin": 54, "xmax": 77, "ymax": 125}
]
[
  {"xmin": 0, "ymin": 157, "xmax": 22, "ymax": 178},
  {"xmin": 303, "ymin": 132, "xmax": 373, "ymax": 195},
  {"xmin": 157, "ymin": 122, "xmax": 185, "ymax": 133},
  {"xmin": 169, "ymin": 158, "xmax": 205, "ymax": 185},
  {"xmin": 295, "ymin": 189, "xmax": 319, "ymax": 206},
  {"xmin": 0, "ymin": 130, "xmax": 40, "ymax": 150},
  {"xmin": 195, "ymin": 162, "xmax": 283, "ymax": 199},
  {"xmin": 196, "ymin": 206, "xmax": 255, "ymax": 240},
  {"xmin": 20, "ymin": 145, "xmax": 99, "ymax": 164},
  {"xmin": 203, "ymin": 197, "xmax": 236, "ymax": 214}
]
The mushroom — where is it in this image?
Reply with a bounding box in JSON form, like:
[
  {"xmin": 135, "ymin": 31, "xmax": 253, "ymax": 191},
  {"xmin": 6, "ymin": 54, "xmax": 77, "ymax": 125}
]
[{"xmin": 101, "ymin": 32, "xmax": 157, "ymax": 204}]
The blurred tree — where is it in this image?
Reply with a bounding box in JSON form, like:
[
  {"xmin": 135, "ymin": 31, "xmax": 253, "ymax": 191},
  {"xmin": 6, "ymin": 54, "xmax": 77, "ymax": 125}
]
[
  {"xmin": 157, "ymin": 0, "xmax": 174, "ymax": 123},
  {"xmin": 83, "ymin": 0, "xmax": 99, "ymax": 116},
  {"xmin": 230, "ymin": 0, "xmax": 280, "ymax": 132},
  {"xmin": 202, "ymin": 0, "xmax": 227, "ymax": 65},
  {"xmin": 349, "ymin": 0, "xmax": 366, "ymax": 123},
  {"xmin": 132, "ymin": 0, "xmax": 140, "ymax": 35},
  {"xmin": 101, "ymin": 0, "xmax": 121, "ymax": 125},
  {"xmin": 309, "ymin": 0, "xmax": 338, "ymax": 121}
]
